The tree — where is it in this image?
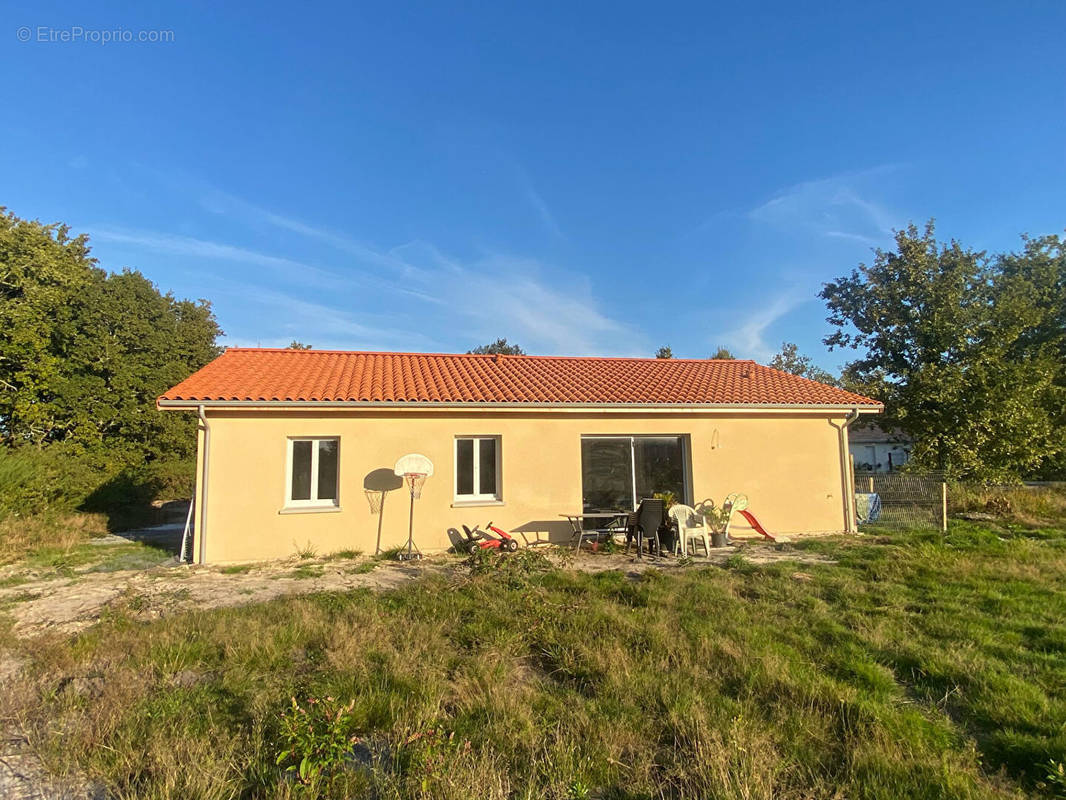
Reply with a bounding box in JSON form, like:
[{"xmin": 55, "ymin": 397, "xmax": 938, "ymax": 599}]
[
  {"xmin": 59, "ymin": 269, "xmax": 221, "ymax": 462},
  {"xmin": 821, "ymin": 221, "xmax": 1063, "ymax": 481},
  {"xmin": 768, "ymin": 342, "xmax": 837, "ymax": 385},
  {"xmin": 710, "ymin": 346, "xmax": 736, "ymax": 359},
  {"xmin": 468, "ymin": 338, "xmax": 525, "ymax": 356},
  {"xmin": 0, "ymin": 209, "xmax": 221, "ymax": 462},
  {"xmin": 288, "ymin": 341, "xmax": 312, "ymax": 350},
  {"xmin": 0, "ymin": 210, "xmax": 92, "ymax": 446},
  {"xmin": 655, "ymin": 346, "xmax": 673, "ymax": 359}
]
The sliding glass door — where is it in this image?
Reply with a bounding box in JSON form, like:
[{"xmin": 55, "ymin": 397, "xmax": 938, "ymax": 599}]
[{"xmin": 581, "ymin": 436, "xmax": 688, "ymax": 511}]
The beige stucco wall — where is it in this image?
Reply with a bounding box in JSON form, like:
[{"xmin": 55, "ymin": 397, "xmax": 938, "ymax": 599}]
[{"xmin": 189, "ymin": 409, "xmax": 857, "ymax": 563}]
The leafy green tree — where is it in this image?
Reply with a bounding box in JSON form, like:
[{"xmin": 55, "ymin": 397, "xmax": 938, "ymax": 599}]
[
  {"xmin": 0, "ymin": 208, "xmax": 221, "ymax": 473},
  {"xmin": 768, "ymin": 342, "xmax": 837, "ymax": 385},
  {"xmin": 710, "ymin": 346, "xmax": 735, "ymax": 359},
  {"xmin": 468, "ymin": 338, "xmax": 525, "ymax": 355},
  {"xmin": 288, "ymin": 341, "xmax": 312, "ymax": 350},
  {"xmin": 655, "ymin": 346, "xmax": 673, "ymax": 359},
  {"xmin": 0, "ymin": 210, "xmax": 92, "ymax": 446},
  {"xmin": 821, "ymin": 221, "xmax": 1063, "ymax": 480},
  {"xmin": 59, "ymin": 269, "xmax": 220, "ymax": 461}
]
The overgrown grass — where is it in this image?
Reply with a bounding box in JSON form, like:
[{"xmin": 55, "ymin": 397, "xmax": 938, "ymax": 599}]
[
  {"xmin": 0, "ymin": 511, "xmax": 173, "ymax": 579},
  {"xmin": 4, "ymin": 523, "xmax": 1066, "ymax": 798},
  {"xmin": 950, "ymin": 482, "xmax": 1066, "ymax": 527},
  {"xmin": 0, "ymin": 511, "xmax": 109, "ymax": 566}
]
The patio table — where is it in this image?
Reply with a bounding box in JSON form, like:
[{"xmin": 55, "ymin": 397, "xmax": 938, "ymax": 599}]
[{"xmin": 561, "ymin": 511, "xmax": 628, "ymax": 551}]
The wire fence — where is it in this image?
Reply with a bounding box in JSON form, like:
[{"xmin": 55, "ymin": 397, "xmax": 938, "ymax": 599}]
[{"xmin": 855, "ymin": 470, "xmax": 947, "ymax": 530}]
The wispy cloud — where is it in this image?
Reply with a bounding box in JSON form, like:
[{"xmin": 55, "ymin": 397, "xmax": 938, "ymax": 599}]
[
  {"xmin": 522, "ymin": 184, "xmax": 565, "ymax": 240},
  {"xmin": 95, "ymin": 186, "xmax": 642, "ymax": 356},
  {"xmin": 87, "ymin": 227, "xmax": 346, "ymax": 289},
  {"xmin": 199, "ymin": 183, "xmax": 639, "ymax": 353},
  {"xmin": 747, "ymin": 165, "xmax": 902, "ymax": 246},
  {"xmin": 711, "ymin": 289, "xmax": 809, "ymax": 361},
  {"xmin": 199, "ymin": 189, "xmax": 425, "ymax": 273},
  {"xmin": 211, "ymin": 283, "xmax": 439, "ymax": 351},
  {"xmin": 386, "ymin": 242, "xmax": 642, "ymax": 355}
]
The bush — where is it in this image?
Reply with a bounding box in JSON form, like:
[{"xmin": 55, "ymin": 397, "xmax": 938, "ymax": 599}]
[
  {"xmin": 276, "ymin": 695, "xmax": 360, "ymax": 791},
  {"xmin": 0, "ymin": 444, "xmax": 193, "ymax": 521}
]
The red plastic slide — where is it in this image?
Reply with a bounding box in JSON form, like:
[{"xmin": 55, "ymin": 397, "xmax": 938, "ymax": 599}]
[{"xmin": 736, "ymin": 509, "xmax": 775, "ymax": 542}]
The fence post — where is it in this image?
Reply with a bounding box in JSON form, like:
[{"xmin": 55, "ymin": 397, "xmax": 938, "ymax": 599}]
[
  {"xmin": 941, "ymin": 482, "xmax": 948, "ymax": 533},
  {"xmin": 867, "ymin": 476, "xmax": 874, "ymax": 493}
]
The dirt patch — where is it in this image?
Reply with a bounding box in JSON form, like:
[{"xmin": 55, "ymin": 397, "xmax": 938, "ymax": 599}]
[
  {"xmin": 0, "ymin": 726, "xmax": 98, "ymax": 800},
  {"xmin": 0, "ymin": 542, "xmax": 833, "ymax": 640},
  {"xmin": 0, "ymin": 557, "xmax": 452, "ymax": 639}
]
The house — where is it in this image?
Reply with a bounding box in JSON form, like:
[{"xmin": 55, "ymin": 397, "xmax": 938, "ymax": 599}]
[
  {"xmin": 848, "ymin": 425, "xmax": 912, "ymax": 472},
  {"xmin": 158, "ymin": 348, "xmax": 882, "ymax": 564}
]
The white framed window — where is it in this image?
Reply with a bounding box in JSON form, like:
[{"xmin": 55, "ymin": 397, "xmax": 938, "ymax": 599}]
[
  {"xmin": 286, "ymin": 437, "xmax": 340, "ymax": 507},
  {"xmin": 454, "ymin": 436, "xmax": 501, "ymax": 502}
]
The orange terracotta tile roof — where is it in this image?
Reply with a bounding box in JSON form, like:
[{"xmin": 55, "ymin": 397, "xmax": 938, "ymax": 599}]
[{"xmin": 158, "ymin": 348, "xmax": 882, "ymax": 408}]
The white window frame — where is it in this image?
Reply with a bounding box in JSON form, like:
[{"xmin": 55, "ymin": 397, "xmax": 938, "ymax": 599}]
[
  {"xmin": 285, "ymin": 436, "xmax": 341, "ymax": 509},
  {"xmin": 454, "ymin": 435, "xmax": 502, "ymax": 504}
]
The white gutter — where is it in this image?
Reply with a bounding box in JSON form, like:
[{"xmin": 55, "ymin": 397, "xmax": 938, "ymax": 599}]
[
  {"xmin": 197, "ymin": 405, "xmax": 211, "ymax": 565},
  {"xmin": 160, "ymin": 399, "xmax": 883, "ymax": 414},
  {"xmin": 836, "ymin": 408, "xmax": 862, "ymax": 533}
]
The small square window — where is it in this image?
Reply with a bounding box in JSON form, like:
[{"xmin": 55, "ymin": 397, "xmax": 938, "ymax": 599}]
[
  {"xmin": 455, "ymin": 436, "xmax": 500, "ymax": 501},
  {"xmin": 287, "ymin": 437, "xmax": 340, "ymax": 507}
]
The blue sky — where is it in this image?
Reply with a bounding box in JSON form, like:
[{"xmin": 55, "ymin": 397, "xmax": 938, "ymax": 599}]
[{"xmin": 3, "ymin": 2, "xmax": 1064, "ymax": 369}]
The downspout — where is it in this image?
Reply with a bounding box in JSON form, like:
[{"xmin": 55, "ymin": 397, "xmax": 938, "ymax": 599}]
[
  {"xmin": 197, "ymin": 405, "xmax": 211, "ymax": 564},
  {"xmin": 837, "ymin": 408, "xmax": 861, "ymax": 533}
]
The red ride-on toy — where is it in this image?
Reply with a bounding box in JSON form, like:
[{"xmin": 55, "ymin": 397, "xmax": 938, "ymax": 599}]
[{"xmin": 461, "ymin": 521, "xmax": 519, "ymax": 554}]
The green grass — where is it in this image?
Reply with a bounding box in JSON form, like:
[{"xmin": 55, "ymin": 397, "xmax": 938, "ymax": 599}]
[
  {"xmin": 345, "ymin": 561, "xmax": 377, "ymax": 575},
  {"xmin": 220, "ymin": 563, "xmax": 255, "ymax": 575},
  {"xmin": 4, "ymin": 522, "xmax": 1066, "ymax": 799},
  {"xmin": 288, "ymin": 564, "xmax": 324, "ymax": 580}
]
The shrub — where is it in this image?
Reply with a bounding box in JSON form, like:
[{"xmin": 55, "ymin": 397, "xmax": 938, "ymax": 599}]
[
  {"xmin": 0, "ymin": 443, "xmax": 193, "ymax": 526},
  {"xmin": 276, "ymin": 695, "xmax": 360, "ymax": 790},
  {"xmin": 466, "ymin": 547, "xmax": 554, "ymax": 585}
]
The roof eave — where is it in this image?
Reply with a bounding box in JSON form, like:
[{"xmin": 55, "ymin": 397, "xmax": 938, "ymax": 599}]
[{"xmin": 157, "ymin": 398, "xmax": 883, "ymax": 413}]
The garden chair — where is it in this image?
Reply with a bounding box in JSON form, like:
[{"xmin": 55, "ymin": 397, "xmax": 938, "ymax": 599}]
[
  {"xmin": 627, "ymin": 498, "xmax": 664, "ymax": 558},
  {"xmin": 668, "ymin": 503, "xmax": 711, "ymax": 557}
]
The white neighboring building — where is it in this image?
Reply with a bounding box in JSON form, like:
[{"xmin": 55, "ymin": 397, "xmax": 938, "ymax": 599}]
[{"xmin": 849, "ymin": 426, "xmax": 912, "ymax": 472}]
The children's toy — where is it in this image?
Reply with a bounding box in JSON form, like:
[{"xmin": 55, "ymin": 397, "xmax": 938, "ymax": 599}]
[{"xmin": 461, "ymin": 521, "xmax": 519, "ymax": 554}]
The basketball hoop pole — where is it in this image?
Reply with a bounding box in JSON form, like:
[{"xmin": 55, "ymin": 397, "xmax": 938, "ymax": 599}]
[
  {"xmin": 400, "ymin": 473, "xmax": 427, "ymax": 560},
  {"xmin": 393, "ymin": 454, "xmax": 433, "ymax": 562},
  {"xmin": 375, "ymin": 491, "xmax": 385, "ymax": 555},
  {"xmin": 406, "ymin": 476, "xmax": 416, "ymax": 560}
]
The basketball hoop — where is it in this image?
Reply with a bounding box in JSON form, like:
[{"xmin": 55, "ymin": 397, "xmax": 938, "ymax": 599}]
[
  {"xmin": 394, "ymin": 454, "xmax": 434, "ymax": 561},
  {"xmin": 404, "ymin": 472, "xmax": 427, "ymax": 499}
]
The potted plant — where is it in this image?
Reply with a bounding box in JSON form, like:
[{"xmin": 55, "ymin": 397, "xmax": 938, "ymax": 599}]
[{"xmin": 697, "ymin": 501, "xmax": 731, "ymax": 548}]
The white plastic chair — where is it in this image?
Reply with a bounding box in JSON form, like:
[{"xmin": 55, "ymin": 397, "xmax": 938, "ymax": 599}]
[{"xmin": 668, "ymin": 504, "xmax": 711, "ymax": 557}]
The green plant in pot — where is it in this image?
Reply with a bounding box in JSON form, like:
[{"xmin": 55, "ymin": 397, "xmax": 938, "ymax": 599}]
[{"xmin": 697, "ymin": 500, "xmax": 732, "ymax": 548}]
